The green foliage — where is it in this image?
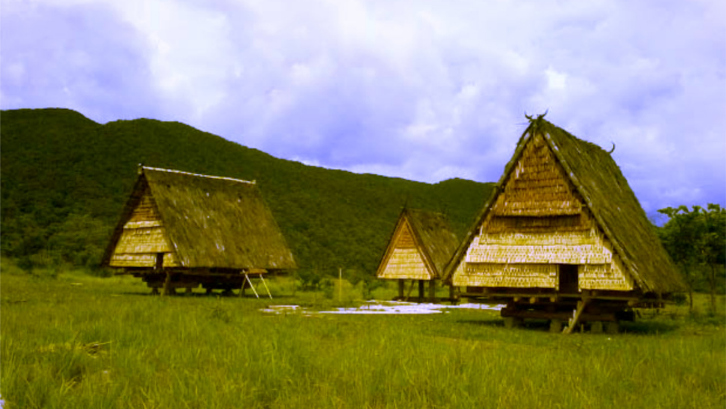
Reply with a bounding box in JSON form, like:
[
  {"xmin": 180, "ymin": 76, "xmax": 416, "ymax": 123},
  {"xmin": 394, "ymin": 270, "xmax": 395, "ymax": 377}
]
[
  {"xmin": 658, "ymin": 204, "xmax": 726, "ymax": 312},
  {"xmin": 1, "ymin": 108, "xmax": 493, "ymax": 277}
]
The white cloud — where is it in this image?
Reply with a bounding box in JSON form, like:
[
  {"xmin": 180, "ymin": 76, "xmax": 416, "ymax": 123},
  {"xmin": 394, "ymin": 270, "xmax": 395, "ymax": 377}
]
[{"xmin": 1, "ymin": 0, "xmax": 724, "ymax": 210}]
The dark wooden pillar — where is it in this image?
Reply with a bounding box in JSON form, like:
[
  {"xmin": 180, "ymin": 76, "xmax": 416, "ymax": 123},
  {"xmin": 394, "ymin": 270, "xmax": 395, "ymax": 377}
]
[
  {"xmin": 428, "ymin": 280, "xmax": 436, "ymax": 303},
  {"xmin": 418, "ymin": 280, "xmax": 424, "ymax": 302},
  {"xmin": 163, "ymin": 271, "xmax": 172, "ymax": 296},
  {"xmin": 398, "ymin": 280, "xmax": 404, "ymax": 299},
  {"xmin": 155, "ymin": 253, "xmax": 164, "ymax": 270}
]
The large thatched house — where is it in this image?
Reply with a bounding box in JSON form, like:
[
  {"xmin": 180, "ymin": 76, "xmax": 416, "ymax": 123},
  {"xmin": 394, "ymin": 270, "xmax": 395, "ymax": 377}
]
[
  {"xmin": 101, "ymin": 166, "xmax": 296, "ymax": 294},
  {"xmin": 444, "ymin": 115, "xmax": 686, "ymax": 333},
  {"xmin": 376, "ymin": 208, "xmax": 459, "ymax": 302}
]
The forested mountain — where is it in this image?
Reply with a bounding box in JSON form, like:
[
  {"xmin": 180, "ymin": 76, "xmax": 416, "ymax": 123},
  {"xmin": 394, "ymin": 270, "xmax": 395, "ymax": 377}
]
[{"xmin": 1, "ymin": 108, "xmax": 494, "ymax": 275}]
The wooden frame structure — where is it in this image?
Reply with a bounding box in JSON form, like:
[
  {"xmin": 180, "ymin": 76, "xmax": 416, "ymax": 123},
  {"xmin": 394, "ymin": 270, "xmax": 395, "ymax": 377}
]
[
  {"xmin": 376, "ymin": 208, "xmax": 459, "ymax": 302},
  {"xmin": 443, "ymin": 115, "xmax": 687, "ymax": 333},
  {"xmin": 101, "ymin": 166, "xmax": 297, "ymax": 295}
]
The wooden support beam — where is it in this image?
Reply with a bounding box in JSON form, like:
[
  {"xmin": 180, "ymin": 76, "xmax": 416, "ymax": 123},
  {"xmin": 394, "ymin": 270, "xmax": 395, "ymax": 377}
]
[
  {"xmin": 398, "ymin": 280, "xmax": 405, "ymax": 298},
  {"xmin": 418, "ymin": 280, "xmax": 425, "ymax": 302},
  {"xmin": 449, "ymin": 285, "xmax": 457, "ymax": 305},
  {"xmin": 606, "ymin": 321, "xmax": 619, "ymax": 334},
  {"xmin": 504, "ymin": 316, "xmax": 523, "ymax": 329},
  {"xmin": 428, "ymin": 280, "xmax": 436, "ymax": 303},
  {"xmin": 549, "ymin": 319, "xmax": 563, "ymax": 333},
  {"xmin": 405, "ymin": 280, "xmax": 416, "ymax": 301},
  {"xmin": 259, "ymin": 275, "xmax": 273, "ymax": 299},
  {"xmin": 245, "ymin": 274, "xmax": 259, "ymax": 298}
]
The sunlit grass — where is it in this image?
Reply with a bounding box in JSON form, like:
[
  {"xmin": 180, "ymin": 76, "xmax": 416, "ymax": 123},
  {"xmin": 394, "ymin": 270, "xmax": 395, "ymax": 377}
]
[{"xmin": 2, "ymin": 264, "xmax": 725, "ymax": 409}]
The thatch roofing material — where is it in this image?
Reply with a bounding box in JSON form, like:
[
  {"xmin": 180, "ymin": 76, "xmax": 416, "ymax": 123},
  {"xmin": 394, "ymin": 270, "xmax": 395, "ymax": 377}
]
[
  {"xmin": 445, "ymin": 116, "xmax": 686, "ymax": 294},
  {"xmin": 377, "ymin": 208, "xmax": 459, "ymax": 280},
  {"xmin": 102, "ymin": 166, "xmax": 296, "ymax": 270}
]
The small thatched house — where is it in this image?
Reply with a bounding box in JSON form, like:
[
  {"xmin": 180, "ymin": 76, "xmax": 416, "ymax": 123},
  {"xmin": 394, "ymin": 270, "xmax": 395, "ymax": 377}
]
[
  {"xmin": 376, "ymin": 208, "xmax": 459, "ymax": 302},
  {"xmin": 444, "ymin": 115, "xmax": 686, "ymax": 333},
  {"xmin": 102, "ymin": 166, "xmax": 296, "ymax": 294}
]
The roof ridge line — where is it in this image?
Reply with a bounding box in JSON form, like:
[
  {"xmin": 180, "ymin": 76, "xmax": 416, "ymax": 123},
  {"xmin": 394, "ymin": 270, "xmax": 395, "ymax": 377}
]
[{"xmin": 142, "ymin": 166, "xmax": 256, "ymax": 184}]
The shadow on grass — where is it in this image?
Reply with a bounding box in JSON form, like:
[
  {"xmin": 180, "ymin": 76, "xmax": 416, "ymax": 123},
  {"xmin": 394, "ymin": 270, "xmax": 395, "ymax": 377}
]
[
  {"xmin": 456, "ymin": 318, "xmax": 551, "ymax": 331},
  {"xmin": 620, "ymin": 320, "xmax": 681, "ymax": 335},
  {"xmin": 456, "ymin": 317, "xmax": 683, "ymax": 335},
  {"xmin": 112, "ymin": 290, "xmax": 296, "ymax": 299}
]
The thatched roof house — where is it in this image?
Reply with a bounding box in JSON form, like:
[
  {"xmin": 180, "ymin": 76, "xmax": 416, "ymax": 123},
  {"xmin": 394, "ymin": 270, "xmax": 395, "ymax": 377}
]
[
  {"xmin": 444, "ymin": 115, "xmax": 685, "ymax": 331},
  {"xmin": 102, "ymin": 166, "xmax": 296, "ymax": 292},
  {"xmin": 376, "ymin": 208, "xmax": 459, "ymax": 300}
]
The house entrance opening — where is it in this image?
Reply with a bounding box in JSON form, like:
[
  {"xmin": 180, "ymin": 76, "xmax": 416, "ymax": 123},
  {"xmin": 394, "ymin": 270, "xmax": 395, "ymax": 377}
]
[{"xmin": 559, "ymin": 264, "xmax": 578, "ymax": 293}]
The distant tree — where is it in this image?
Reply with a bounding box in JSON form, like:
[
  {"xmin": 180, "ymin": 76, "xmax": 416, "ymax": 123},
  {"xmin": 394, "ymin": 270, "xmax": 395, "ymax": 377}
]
[
  {"xmin": 699, "ymin": 204, "xmax": 726, "ymax": 313},
  {"xmin": 658, "ymin": 204, "xmax": 726, "ymax": 313}
]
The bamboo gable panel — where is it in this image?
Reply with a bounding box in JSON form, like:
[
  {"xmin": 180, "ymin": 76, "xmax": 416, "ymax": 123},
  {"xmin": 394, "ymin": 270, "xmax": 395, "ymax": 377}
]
[
  {"xmin": 395, "ymin": 222, "xmax": 416, "ymax": 249},
  {"xmin": 109, "ymin": 190, "xmax": 179, "ymax": 268},
  {"xmin": 454, "ymin": 263, "xmax": 557, "ymax": 288},
  {"xmin": 378, "ymin": 248, "xmax": 432, "ymax": 280},
  {"xmin": 492, "ymin": 134, "xmax": 582, "ymax": 216}
]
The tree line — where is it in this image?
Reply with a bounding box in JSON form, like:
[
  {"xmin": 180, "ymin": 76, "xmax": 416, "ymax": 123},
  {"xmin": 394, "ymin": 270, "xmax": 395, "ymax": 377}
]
[{"xmin": 658, "ymin": 204, "xmax": 726, "ymax": 313}]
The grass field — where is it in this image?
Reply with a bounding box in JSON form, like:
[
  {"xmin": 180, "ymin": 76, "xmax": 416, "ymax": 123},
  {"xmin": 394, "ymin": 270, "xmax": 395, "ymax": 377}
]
[{"xmin": 2, "ymin": 263, "xmax": 725, "ymax": 409}]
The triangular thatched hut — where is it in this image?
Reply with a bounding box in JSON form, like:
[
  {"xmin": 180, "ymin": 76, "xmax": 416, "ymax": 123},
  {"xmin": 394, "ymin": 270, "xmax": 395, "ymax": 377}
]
[
  {"xmin": 376, "ymin": 208, "xmax": 459, "ymax": 302},
  {"xmin": 444, "ymin": 115, "xmax": 686, "ymax": 332},
  {"xmin": 102, "ymin": 166, "xmax": 296, "ymax": 294}
]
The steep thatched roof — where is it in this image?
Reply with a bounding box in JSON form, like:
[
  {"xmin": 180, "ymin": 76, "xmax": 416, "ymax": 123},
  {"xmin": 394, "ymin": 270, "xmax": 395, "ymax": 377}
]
[
  {"xmin": 444, "ymin": 115, "xmax": 686, "ymax": 294},
  {"xmin": 102, "ymin": 166, "xmax": 296, "ymax": 270},
  {"xmin": 405, "ymin": 209, "xmax": 460, "ymax": 277}
]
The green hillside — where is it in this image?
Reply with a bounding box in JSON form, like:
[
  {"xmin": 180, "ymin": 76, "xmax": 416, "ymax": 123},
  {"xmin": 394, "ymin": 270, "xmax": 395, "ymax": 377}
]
[{"xmin": 0, "ymin": 108, "xmax": 494, "ymax": 276}]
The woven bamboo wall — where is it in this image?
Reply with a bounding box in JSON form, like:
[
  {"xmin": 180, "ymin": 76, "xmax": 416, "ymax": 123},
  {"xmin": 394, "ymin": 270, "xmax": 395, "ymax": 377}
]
[
  {"xmin": 579, "ymin": 257, "xmax": 633, "ymax": 291},
  {"xmin": 378, "ymin": 221, "xmax": 433, "ymax": 280},
  {"xmin": 454, "ymin": 263, "xmax": 557, "ymax": 288},
  {"xmin": 109, "ymin": 191, "xmax": 179, "ymax": 268}
]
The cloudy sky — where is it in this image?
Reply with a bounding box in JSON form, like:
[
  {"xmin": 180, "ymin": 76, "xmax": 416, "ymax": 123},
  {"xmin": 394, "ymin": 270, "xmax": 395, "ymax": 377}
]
[{"xmin": 2, "ymin": 0, "xmax": 725, "ymax": 220}]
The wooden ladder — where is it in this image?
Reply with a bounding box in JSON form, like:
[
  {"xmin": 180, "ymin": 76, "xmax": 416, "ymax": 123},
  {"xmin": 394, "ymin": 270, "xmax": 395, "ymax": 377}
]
[{"xmin": 563, "ymin": 299, "xmax": 589, "ymax": 334}]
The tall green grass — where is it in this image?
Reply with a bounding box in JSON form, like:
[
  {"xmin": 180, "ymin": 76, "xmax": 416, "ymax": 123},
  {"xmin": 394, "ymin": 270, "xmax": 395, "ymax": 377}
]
[{"xmin": 2, "ymin": 265, "xmax": 724, "ymax": 408}]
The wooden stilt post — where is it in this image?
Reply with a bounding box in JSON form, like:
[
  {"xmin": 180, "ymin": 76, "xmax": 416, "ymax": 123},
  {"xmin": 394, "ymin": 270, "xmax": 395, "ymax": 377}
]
[
  {"xmin": 245, "ymin": 274, "xmax": 260, "ymax": 299},
  {"xmin": 398, "ymin": 280, "xmax": 404, "ymax": 299},
  {"xmin": 405, "ymin": 280, "xmax": 416, "ymax": 301},
  {"xmin": 428, "ymin": 280, "xmax": 436, "ymax": 303},
  {"xmin": 259, "ymin": 275, "xmax": 273, "ymax": 299},
  {"xmin": 163, "ymin": 272, "xmax": 172, "ymax": 296},
  {"xmin": 418, "ymin": 280, "xmax": 424, "ymax": 302}
]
